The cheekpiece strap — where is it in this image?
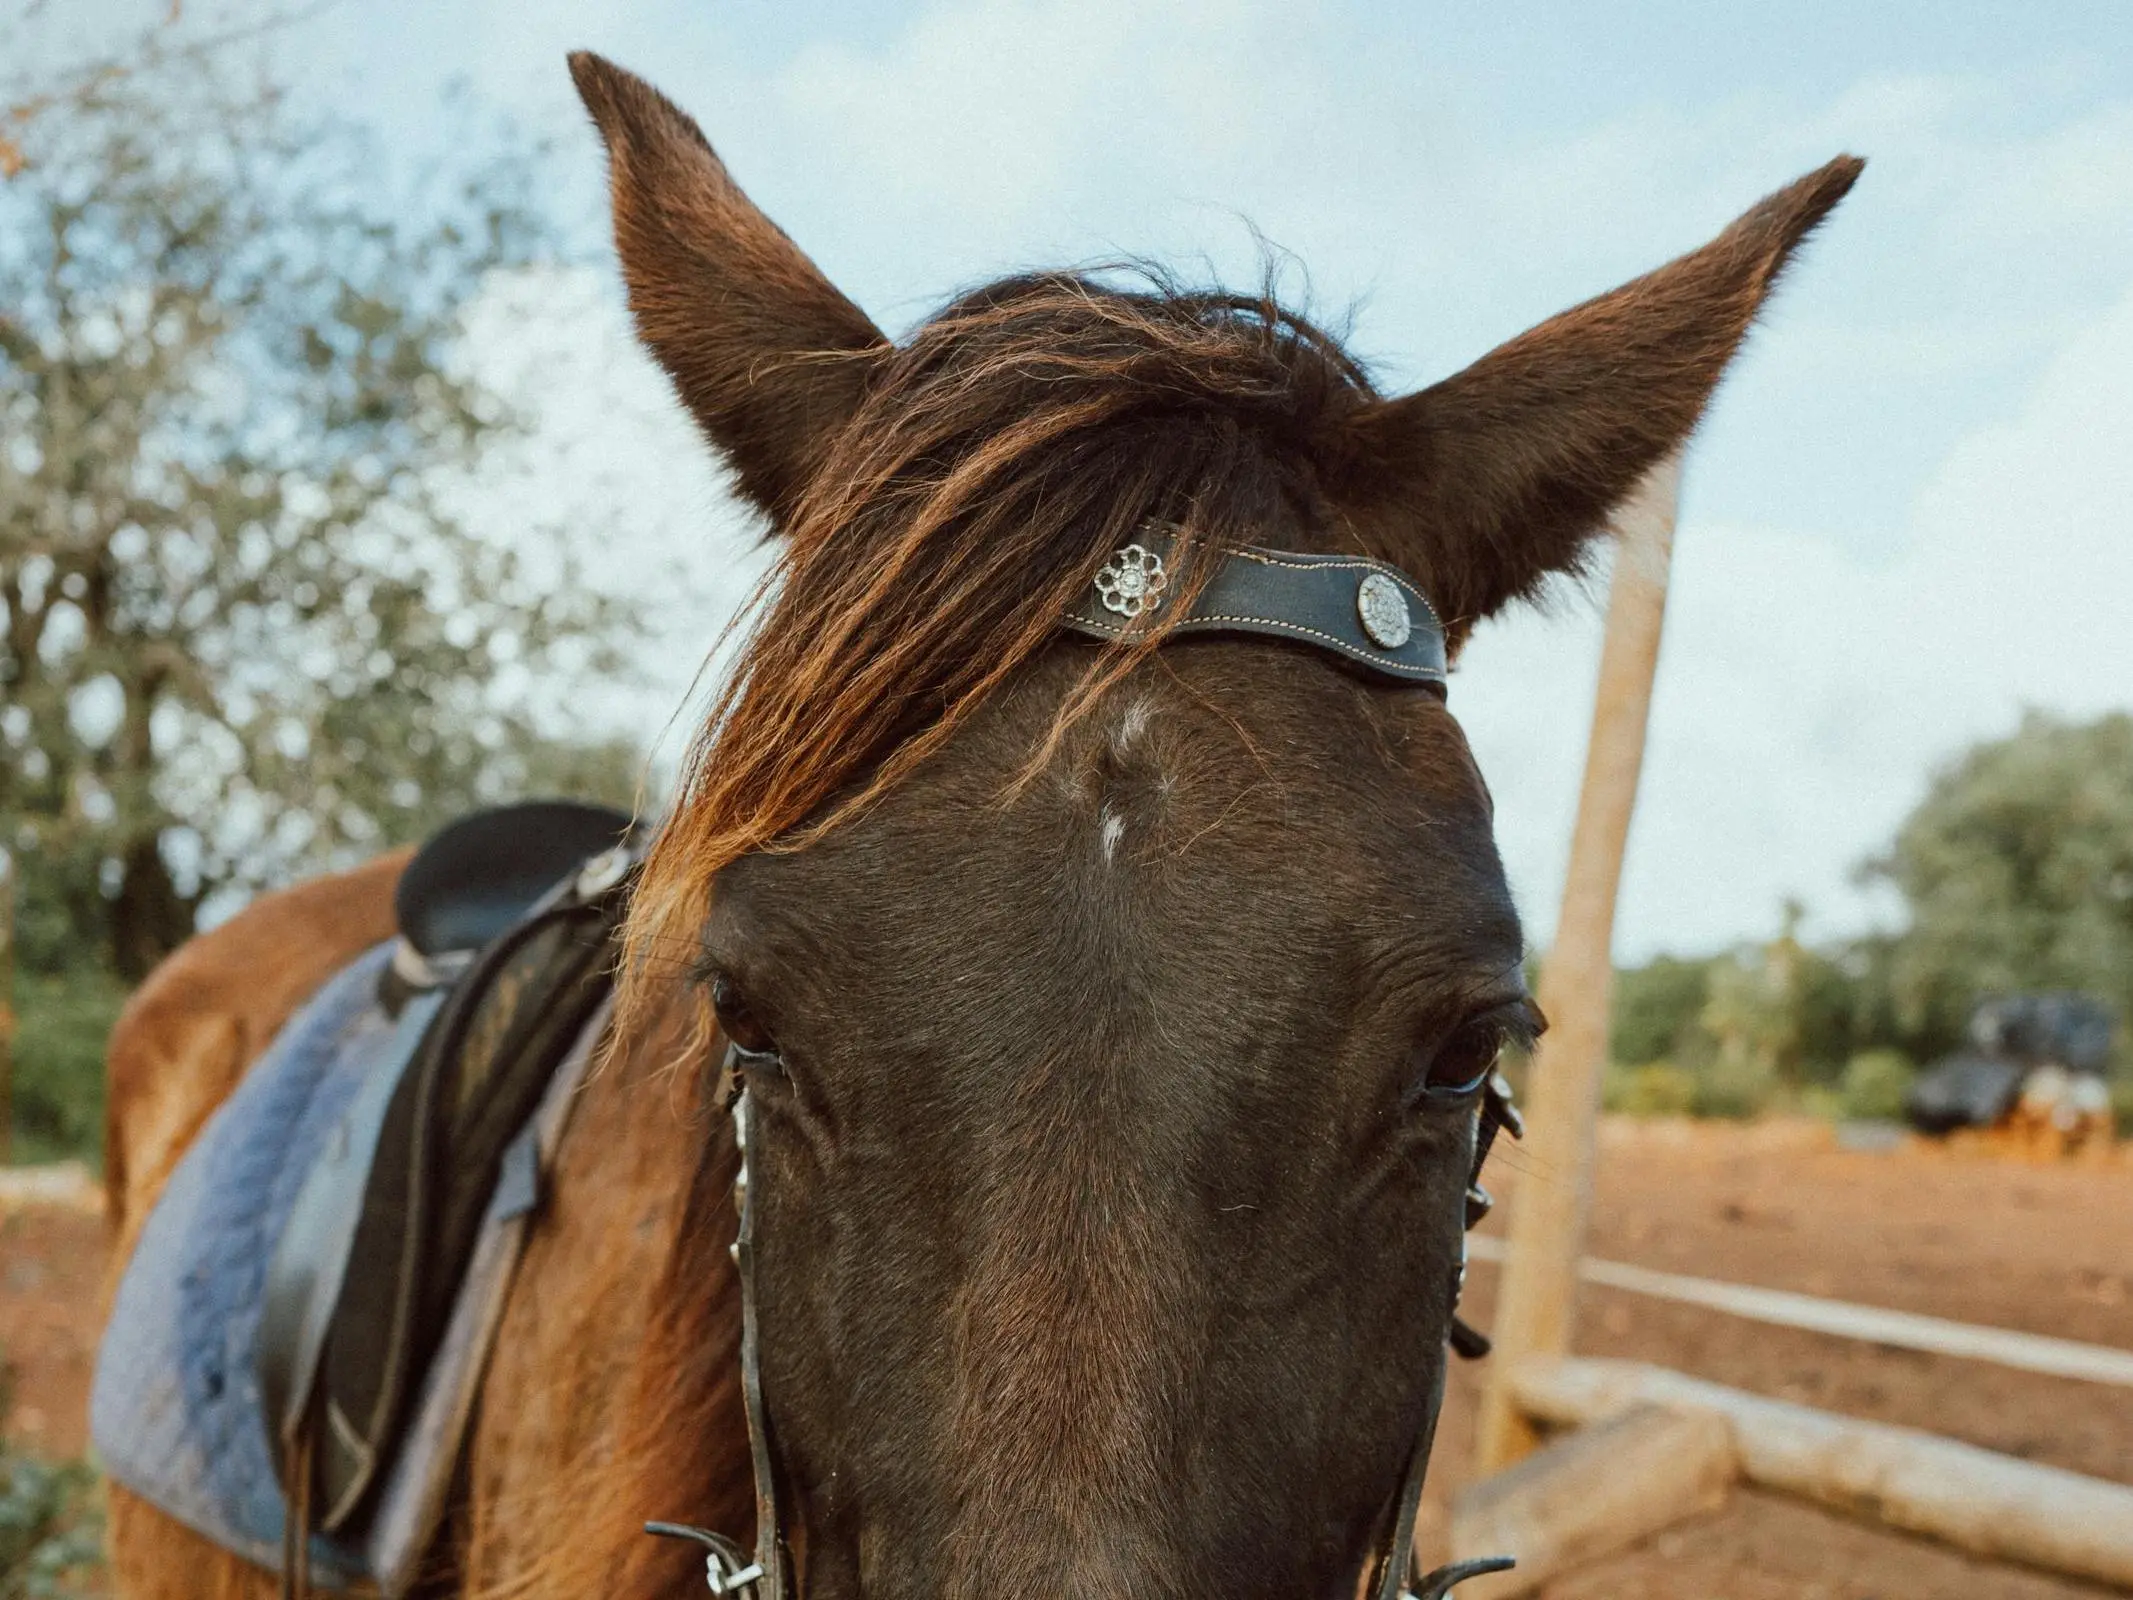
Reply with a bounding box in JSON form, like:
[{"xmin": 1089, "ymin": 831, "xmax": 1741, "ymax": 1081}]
[{"xmin": 1061, "ymin": 531, "xmax": 1448, "ymax": 693}]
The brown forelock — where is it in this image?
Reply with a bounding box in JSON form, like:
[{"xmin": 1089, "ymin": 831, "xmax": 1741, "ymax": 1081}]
[{"xmin": 618, "ymin": 271, "xmax": 1382, "ymax": 1024}]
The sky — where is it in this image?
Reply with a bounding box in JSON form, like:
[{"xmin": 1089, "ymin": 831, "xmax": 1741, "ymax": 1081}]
[{"xmin": 44, "ymin": 0, "xmax": 2133, "ymax": 960}]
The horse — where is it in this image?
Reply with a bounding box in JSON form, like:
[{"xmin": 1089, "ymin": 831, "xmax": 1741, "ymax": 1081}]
[{"xmin": 99, "ymin": 51, "xmax": 1859, "ymax": 1600}]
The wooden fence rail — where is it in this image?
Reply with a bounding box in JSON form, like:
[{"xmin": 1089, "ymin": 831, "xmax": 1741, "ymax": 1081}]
[
  {"xmin": 1465, "ymin": 1235, "xmax": 2133, "ymax": 1388},
  {"xmin": 1507, "ymin": 1358, "xmax": 2133, "ymax": 1589}
]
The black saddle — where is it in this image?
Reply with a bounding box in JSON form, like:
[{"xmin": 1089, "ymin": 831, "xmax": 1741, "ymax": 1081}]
[
  {"xmin": 394, "ymin": 799, "xmax": 633, "ymax": 957},
  {"xmin": 258, "ymin": 799, "xmax": 639, "ymax": 1559}
]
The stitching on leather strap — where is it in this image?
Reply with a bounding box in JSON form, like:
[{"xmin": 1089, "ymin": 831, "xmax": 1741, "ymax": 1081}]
[
  {"xmin": 1223, "ymin": 546, "xmax": 1446, "ymax": 630},
  {"xmin": 1193, "ymin": 611, "xmax": 1389, "ymax": 650},
  {"xmin": 1067, "ymin": 610, "xmax": 1442, "ymax": 674}
]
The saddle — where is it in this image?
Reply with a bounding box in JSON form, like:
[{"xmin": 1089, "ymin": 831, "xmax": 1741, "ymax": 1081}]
[{"xmin": 256, "ymin": 799, "xmax": 638, "ymax": 1577}]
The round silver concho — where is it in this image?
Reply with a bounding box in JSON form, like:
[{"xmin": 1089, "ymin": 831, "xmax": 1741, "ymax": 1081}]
[
  {"xmin": 1356, "ymin": 570, "xmax": 1412, "ymax": 650},
  {"xmin": 1093, "ymin": 543, "xmax": 1168, "ymax": 619}
]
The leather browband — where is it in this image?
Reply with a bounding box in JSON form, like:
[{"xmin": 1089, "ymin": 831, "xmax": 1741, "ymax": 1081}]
[{"xmin": 1061, "ymin": 532, "xmax": 1449, "ymax": 693}]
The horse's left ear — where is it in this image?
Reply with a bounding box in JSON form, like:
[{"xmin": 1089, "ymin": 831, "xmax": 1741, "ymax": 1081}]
[
  {"xmin": 1328, "ymin": 156, "xmax": 1863, "ymax": 635},
  {"xmin": 569, "ymin": 52, "xmax": 890, "ymax": 526}
]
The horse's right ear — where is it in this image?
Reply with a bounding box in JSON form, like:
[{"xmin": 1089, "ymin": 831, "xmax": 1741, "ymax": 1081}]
[
  {"xmin": 569, "ymin": 52, "xmax": 890, "ymax": 527},
  {"xmin": 1326, "ymin": 156, "xmax": 1862, "ymax": 641}
]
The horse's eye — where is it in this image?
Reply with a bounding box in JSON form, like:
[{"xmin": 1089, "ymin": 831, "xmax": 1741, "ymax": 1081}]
[
  {"xmin": 1419, "ymin": 1017, "xmax": 1506, "ymax": 1098},
  {"xmin": 711, "ymin": 973, "xmax": 780, "ymax": 1060}
]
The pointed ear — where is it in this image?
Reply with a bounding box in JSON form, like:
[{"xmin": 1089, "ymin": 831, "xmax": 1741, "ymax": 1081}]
[
  {"xmin": 1330, "ymin": 156, "xmax": 1863, "ymax": 630},
  {"xmin": 569, "ymin": 52, "xmax": 890, "ymax": 525}
]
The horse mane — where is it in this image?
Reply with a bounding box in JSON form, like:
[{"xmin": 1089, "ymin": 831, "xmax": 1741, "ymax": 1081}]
[{"xmin": 621, "ymin": 266, "xmax": 1380, "ymax": 1017}]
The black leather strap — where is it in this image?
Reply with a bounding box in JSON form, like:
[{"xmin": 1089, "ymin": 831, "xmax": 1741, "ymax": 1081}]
[
  {"xmin": 1062, "ymin": 533, "xmax": 1448, "ymax": 692},
  {"xmin": 733, "ymin": 1092, "xmax": 790, "ymax": 1600}
]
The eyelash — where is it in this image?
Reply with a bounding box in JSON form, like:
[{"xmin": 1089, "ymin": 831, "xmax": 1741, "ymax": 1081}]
[{"xmin": 1415, "ymin": 1003, "xmax": 1539, "ymax": 1101}]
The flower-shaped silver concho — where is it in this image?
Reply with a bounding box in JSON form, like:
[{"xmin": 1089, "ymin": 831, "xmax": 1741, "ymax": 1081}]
[
  {"xmin": 1356, "ymin": 570, "xmax": 1412, "ymax": 650},
  {"xmin": 1093, "ymin": 544, "xmax": 1168, "ymax": 619}
]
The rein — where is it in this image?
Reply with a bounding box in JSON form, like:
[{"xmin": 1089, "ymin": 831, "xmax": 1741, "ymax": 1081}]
[{"xmin": 649, "ymin": 537, "xmax": 1519, "ymax": 1599}]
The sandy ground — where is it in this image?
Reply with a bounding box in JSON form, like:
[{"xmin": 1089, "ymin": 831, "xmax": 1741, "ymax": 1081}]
[
  {"xmin": 0, "ymin": 1200, "xmax": 108, "ymax": 1462},
  {"xmin": 1425, "ymin": 1118, "xmax": 2133, "ymax": 1599},
  {"xmin": 5, "ymin": 1120, "xmax": 2130, "ymax": 1596}
]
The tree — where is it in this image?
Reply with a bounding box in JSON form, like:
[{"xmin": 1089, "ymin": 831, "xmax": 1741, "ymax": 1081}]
[
  {"xmin": 1, "ymin": 55, "xmax": 640, "ymax": 978},
  {"xmin": 1609, "ymin": 953, "xmax": 1710, "ymax": 1068},
  {"xmin": 1608, "ymin": 906, "xmax": 1909, "ymax": 1118},
  {"xmin": 1865, "ymin": 711, "xmax": 2133, "ymax": 1065}
]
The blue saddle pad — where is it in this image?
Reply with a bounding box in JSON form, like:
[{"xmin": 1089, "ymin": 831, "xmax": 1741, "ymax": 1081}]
[{"xmin": 92, "ymin": 943, "xmax": 400, "ymax": 1588}]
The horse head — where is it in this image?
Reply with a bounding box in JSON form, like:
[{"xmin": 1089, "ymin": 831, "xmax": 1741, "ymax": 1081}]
[{"xmin": 571, "ymin": 52, "xmax": 1856, "ymax": 1600}]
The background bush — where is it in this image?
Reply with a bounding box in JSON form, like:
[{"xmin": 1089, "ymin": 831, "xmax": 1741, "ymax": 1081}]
[
  {"xmin": 0, "ymin": 1447, "xmax": 100, "ymax": 1599},
  {"xmin": 4, "ymin": 972, "xmax": 125, "ymax": 1167},
  {"xmin": 1603, "ymin": 1062, "xmax": 1699, "ymax": 1117},
  {"xmin": 1838, "ymin": 1049, "xmax": 1918, "ymax": 1122}
]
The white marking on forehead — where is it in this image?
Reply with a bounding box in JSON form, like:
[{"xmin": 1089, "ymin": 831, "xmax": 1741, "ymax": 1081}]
[
  {"xmin": 1112, "ymin": 695, "xmax": 1154, "ymax": 754},
  {"xmin": 1093, "ymin": 695, "xmax": 1159, "ymax": 868}
]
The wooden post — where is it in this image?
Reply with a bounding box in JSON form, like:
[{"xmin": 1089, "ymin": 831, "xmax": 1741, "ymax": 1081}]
[
  {"xmin": 1473, "ymin": 455, "xmax": 1682, "ymax": 1473},
  {"xmin": 1451, "ymin": 1404, "xmax": 1736, "ymax": 1597}
]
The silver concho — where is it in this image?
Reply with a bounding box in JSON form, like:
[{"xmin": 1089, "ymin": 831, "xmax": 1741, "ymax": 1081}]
[
  {"xmin": 1093, "ymin": 543, "xmax": 1168, "ymax": 619},
  {"xmin": 1356, "ymin": 570, "xmax": 1412, "ymax": 650}
]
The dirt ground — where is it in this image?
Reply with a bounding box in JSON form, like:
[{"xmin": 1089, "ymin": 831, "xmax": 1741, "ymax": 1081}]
[
  {"xmin": 5, "ymin": 1119, "xmax": 2130, "ymax": 1596},
  {"xmin": 0, "ymin": 1199, "xmax": 108, "ymax": 1462},
  {"xmin": 1425, "ymin": 1118, "xmax": 2133, "ymax": 1598}
]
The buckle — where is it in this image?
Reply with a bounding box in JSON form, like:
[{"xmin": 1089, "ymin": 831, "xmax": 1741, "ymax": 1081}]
[{"xmin": 646, "ymin": 1521, "xmax": 765, "ymax": 1597}]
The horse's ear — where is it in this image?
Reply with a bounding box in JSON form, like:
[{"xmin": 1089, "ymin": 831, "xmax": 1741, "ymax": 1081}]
[
  {"xmin": 1329, "ymin": 156, "xmax": 1862, "ymax": 634},
  {"xmin": 569, "ymin": 52, "xmax": 890, "ymax": 526}
]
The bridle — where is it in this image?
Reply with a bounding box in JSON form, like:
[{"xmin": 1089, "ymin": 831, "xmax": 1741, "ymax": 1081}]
[{"xmin": 648, "ymin": 534, "xmax": 1522, "ymax": 1600}]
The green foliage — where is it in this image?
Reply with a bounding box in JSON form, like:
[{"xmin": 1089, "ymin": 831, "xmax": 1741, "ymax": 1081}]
[
  {"xmin": 1700, "ymin": 930, "xmax": 1797, "ymax": 1090},
  {"xmin": 6, "ymin": 969, "xmax": 125, "ymax": 1164},
  {"xmin": 1792, "ymin": 943, "xmax": 1867, "ymax": 1085},
  {"xmin": 1838, "ymin": 1048, "xmax": 1916, "ymax": 1122},
  {"xmin": 1609, "ymin": 956, "xmax": 1710, "ymax": 1070},
  {"xmin": 0, "ymin": 1443, "xmax": 102, "ymax": 1598},
  {"xmin": 1600, "ymin": 1053, "xmax": 1787, "ymax": 1120},
  {"xmin": 1603, "ymin": 1062, "xmax": 1698, "ymax": 1117},
  {"xmin": 1689, "ymin": 1050, "xmax": 1779, "ymax": 1120},
  {"xmin": 1609, "ymin": 906, "xmax": 1879, "ymax": 1107},
  {"xmin": 0, "ymin": 51, "xmax": 643, "ymax": 979},
  {"xmin": 1600, "ymin": 712, "xmax": 2132, "ymax": 1121},
  {"xmin": 1866, "ymin": 711, "xmax": 2133, "ymax": 1066}
]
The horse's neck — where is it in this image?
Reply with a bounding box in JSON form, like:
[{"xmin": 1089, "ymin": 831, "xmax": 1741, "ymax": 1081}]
[{"xmin": 462, "ymin": 991, "xmax": 752, "ymax": 1597}]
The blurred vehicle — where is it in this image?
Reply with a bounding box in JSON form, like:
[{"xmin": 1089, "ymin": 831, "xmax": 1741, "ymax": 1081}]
[{"xmin": 1906, "ymin": 993, "xmax": 2117, "ymax": 1154}]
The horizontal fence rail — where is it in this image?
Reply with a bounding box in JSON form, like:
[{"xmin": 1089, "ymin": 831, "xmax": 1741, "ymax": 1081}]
[
  {"xmin": 1465, "ymin": 1235, "xmax": 2133, "ymax": 1389},
  {"xmin": 1509, "ymin": 1357, "xmax": 2133, "ymax": 1589}
]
